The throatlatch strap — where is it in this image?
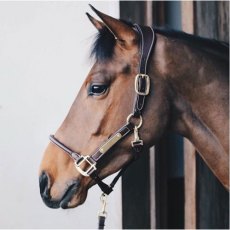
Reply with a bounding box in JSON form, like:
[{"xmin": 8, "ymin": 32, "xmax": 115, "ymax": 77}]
[
  {"xmin": 91, "ymin": 172, "xmax": 113, "ymax": 195},
  {"xmin": 91, "ymin": 157, "xmax": 136, "ymax": 195}
]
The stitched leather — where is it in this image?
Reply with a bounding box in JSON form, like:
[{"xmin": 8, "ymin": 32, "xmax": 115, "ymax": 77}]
[{"xmin": 133, "ymin": 25, "xmax": 155, "ymax": 117}]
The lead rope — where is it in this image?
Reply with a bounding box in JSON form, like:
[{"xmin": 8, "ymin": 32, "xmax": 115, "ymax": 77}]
[
  {"xmin": 96, "ymin": 157, "xmax": 136, "ymax": 229},
  {"xmin": 98, "ymin": 193, "xmax": 107, "ymax": 229},
  {"xmin": 97, "ymin": 142, "xmax": 142, "ymax": 229},
  {"xmin": 97, "ymin": 157, "xmax": 139, "ymax": 229}
]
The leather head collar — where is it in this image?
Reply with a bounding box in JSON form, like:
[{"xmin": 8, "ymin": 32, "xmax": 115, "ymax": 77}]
[{"xmin": 49, "ymin": 24, "xmax": 155, "ymax": 195}]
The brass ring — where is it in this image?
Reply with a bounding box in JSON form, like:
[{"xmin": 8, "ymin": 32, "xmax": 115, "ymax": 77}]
[{"xmin": 126, "ymin": 113, "xmax": 143, "ymax": 129}]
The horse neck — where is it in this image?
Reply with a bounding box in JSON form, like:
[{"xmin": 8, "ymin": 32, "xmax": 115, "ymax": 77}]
[{"xmin": 151, "ymin": 33, "xmax": 229, "ymax": 190}]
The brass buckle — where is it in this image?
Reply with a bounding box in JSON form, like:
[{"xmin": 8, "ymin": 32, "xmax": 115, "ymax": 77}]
[
  {"xmin": 74, "ymin": 156, "xmax": 96, "ymax": 177},
  {"xmin": 126, "ymin": 113, "xmax": 143, "ymax": 129},
  {"xmin": 135, "ymin": 74, "xmax": 150, "ymax": 96}
]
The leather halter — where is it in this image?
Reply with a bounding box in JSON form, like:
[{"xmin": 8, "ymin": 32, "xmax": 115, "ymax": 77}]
[{"xmin": 49, "ymin": 24, "xmax": 155, "ymax": 195}]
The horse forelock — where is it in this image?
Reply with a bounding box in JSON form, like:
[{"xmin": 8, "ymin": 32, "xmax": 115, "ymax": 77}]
[
  {"xmin": 91, "ymin": 26, "xmax": 116, "ymax": 61},
  {"xmin": 90, "ymin": 19, "xmax": 135, "ymax": 62}
]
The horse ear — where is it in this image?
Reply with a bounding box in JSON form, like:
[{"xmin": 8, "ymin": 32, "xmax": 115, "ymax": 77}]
[
  {"xmin": 89, "ymin": 4, "xmax": 137, "ymax": 47},
  {"xmin": 86, "ymin": 13, "xmax": 105, "ymax": 31}
]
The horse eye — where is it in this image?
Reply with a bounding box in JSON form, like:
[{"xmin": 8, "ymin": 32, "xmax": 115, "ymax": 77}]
[{"xmin": 89, "ymin": 84, "xmax": 108, "ymax": 96}]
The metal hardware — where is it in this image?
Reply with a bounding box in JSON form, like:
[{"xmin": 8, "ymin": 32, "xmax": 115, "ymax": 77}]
[
  {"xmin": 98, "ymin": 193, "xmax": 107, "ymax": 218},
  {"xmin": 135, "ymin": 74, "xmax": 150, "ymax": 96},
  {"xmin": 74, "ymin": 156, "xmax": 96, "ymax": 177},
  {"xmin": 100, "ymin": 133, "xmax": 122, "ymax": 154},
  {"xmin": 126, "ymin": 113, "xmax": 143, "ymax": 129},
  {"xmin": 131, "ymin": 126, "xmax": 143, "ymax": 147}
]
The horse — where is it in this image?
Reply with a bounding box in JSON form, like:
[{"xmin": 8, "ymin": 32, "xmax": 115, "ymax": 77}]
[{"xmin": 39, "ymin": 5, "xmax": 229, "ymax": 211}]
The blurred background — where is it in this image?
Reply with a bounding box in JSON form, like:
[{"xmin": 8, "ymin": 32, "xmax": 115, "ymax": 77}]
[{"xmin": 0, "ymin": 1, "xmax": 229, "ymax": 229}]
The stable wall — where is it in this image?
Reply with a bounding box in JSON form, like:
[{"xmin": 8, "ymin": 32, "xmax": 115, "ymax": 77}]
[{"xmin": 0, "ymin": 1, "xmax": 121, "ymax": 228}]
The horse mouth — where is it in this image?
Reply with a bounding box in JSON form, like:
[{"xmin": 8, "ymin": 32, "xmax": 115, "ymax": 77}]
[
  {"xmin": 59, "ymin": 182, "xmax": 80, "ymax": 209},
  {"xmin": 40, "ymin": 173, "xmax": 85, "ymax": 209},
  {"xmin": 41, "ymin": 182, "xmax": 81, "ymax": 209}
]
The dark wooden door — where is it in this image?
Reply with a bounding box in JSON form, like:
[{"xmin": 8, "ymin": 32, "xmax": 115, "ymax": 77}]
[
  {"xmin": 120, "ymin": 1, "xmax": 229, "ymax": 229},
  {"xmin": 120, "ymin": 2, "xmax": 151, "ymax": 229},
  {"xmin": 194, "ymin": 1, "xmax": 229, "ymax": 228}
]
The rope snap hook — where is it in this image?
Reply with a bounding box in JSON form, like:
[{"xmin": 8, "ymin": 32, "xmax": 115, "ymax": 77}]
[{"xmin": 98, "ymin": 193, "xmax": 108, "ymax": 229}]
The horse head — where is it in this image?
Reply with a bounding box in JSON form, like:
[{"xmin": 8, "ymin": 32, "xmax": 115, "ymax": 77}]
[{"xmin": 39, "ymin": 6, "xmax": 170, "ymax": 209}]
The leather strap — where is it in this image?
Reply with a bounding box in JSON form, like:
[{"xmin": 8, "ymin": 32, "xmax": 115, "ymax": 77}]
[
  {"xmin": 135, "ymin": 24, "xmax": 155, "ymax": 74},
  {"xmin": 50, "ymin": 131, "xmax": 140, "ymax": 195},
  {"xmin": 91, "ymin": 123, "xmax": 134, "ymax": 161},
  {"xmin": 98, "ymin": 216, "xmax": 106, "ymax": 229},
  {"xmin": 49, "ymin": 135, "xmax": 81, "ymax": 161},
  {"xmin": 50, "ymin": 123, "xmax": 134, "ymax": 163},
  {"xmin": 133, "ymin": 24, "xmax": 155, "ymax": 117}
]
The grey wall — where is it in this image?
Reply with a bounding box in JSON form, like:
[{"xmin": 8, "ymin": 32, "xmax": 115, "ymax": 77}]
[{"xmin": 0, "ymin": 1, "xmax": 121, "ymax": 228}]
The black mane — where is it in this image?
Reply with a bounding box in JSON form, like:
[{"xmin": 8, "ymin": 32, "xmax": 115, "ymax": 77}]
[
  {"xmin": 155, "ymin": 28, "xmax": 229, "ymax": 60},
  {"xmin": 90, "ymin": 20, "xmax": 229, "ymax": 62}
]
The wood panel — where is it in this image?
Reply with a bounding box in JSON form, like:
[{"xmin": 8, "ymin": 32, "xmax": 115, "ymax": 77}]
[
  {"xmin": 184, "ymin": 139, "xmax": 196, "ymax": 229},
  {"xmin": 181, "ymin": 2, "xmax": 196, "ymax": 229},
  {"xmin": 155, "ymin": 133, "xmax": 185, "ymax": 229},
  {"xmin": 194, "ymin": 1, "xmax": 229, "ymax": 229},
  {"xmin": 120, "ymin": 1, "xmax": 151, "ymax": 229},
  {"xmin": 120, "ymin": 2, "xmax": 229, "ymax": 229},
  {"xmin": 154, "ymin": 2, "xmax": 185, "ymax": 229}
]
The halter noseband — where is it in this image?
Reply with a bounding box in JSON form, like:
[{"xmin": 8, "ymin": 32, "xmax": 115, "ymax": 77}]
[{"xmin": 49, "ymin": 24, "xmax": 155, "ymax": 195}]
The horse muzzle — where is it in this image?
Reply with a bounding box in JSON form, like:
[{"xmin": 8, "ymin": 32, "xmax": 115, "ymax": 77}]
[{"xmin": 39, "ymin": 172, "xmax": 82, "ymax": 209}]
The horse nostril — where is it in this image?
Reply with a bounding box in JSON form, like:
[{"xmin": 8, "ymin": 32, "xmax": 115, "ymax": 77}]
[
  {"xmin": 39, "ymin": 171, "xmax": 50, "ymax": 199},
  {"xmin": 39, "ymin": 172, "xmax": 60, "ymax": 209}
]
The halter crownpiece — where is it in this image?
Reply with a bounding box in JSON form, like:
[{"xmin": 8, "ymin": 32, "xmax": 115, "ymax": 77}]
[{"xmin": 49, "ymin": 24, "xmax": 155, "ymax": 195}]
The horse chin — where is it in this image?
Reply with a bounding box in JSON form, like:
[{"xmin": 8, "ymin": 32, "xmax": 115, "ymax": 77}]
[
  {"xmin": 42, "ymin": 188, "xmax": 88, "ymax": 210},
  {"xmin": 60, "ymin": 190, "xmax": 87, "ymax": 209},
  {"xmin": 59, "ymin": 185, "xmax": 88, "ymax": 209}
]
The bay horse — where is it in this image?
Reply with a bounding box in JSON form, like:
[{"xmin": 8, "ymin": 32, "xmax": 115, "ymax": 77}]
[{"xmin": 39, "ymin": 5, "xmax": 229, "ymax": 211}]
